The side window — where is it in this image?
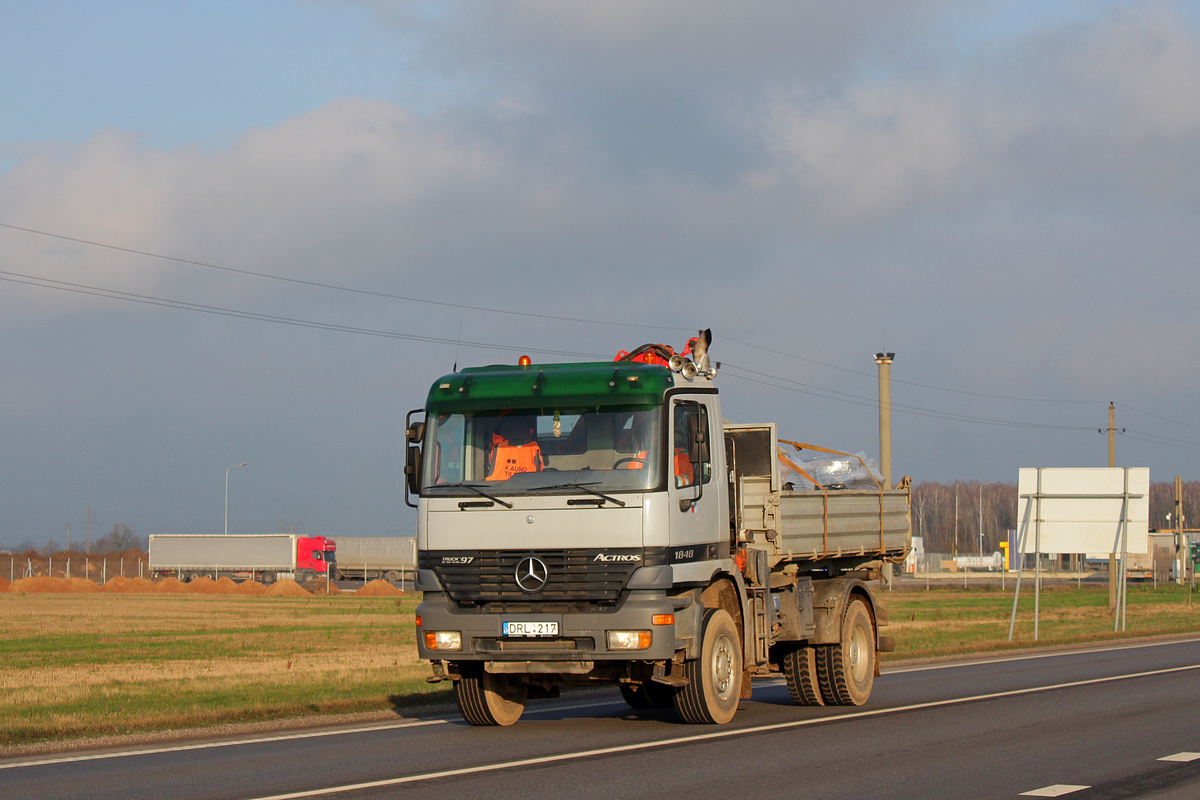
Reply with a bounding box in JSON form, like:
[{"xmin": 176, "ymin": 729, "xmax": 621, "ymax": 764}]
[{"xmin": 673, "ymin": 402, "xmax": 711, "ymax": 487}]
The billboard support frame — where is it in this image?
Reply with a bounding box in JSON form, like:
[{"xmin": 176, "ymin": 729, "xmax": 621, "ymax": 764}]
[{"xmin": 1008, "ymin": 467, "xmax": 1143, "ymax": 640}]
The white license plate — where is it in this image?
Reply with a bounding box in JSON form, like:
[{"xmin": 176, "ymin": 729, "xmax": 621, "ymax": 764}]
[{"xmin": 502, "ymin": 621, "xmax": 559, "ymax": 637}]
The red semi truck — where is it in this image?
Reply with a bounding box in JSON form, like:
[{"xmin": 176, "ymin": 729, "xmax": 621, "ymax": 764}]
[{"xmin": 148, "ymin": 534, "xmax": 336, "ymax": 583}]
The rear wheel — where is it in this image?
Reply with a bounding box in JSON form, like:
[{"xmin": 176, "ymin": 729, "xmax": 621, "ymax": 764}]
[
  {"xmin": 674, "ymin": 609, "xmax": 741, "ymax": 724},
  {"xmin": 816, "ymin": 596, "xmax": 875, "ymax": 706},
  {"xmin": 454, "ymin": 663, "xmax": 528, "ymax": 726},
  {"xmin": 780, "ymin": 643, "xmax": 824, "ymax": 706}
]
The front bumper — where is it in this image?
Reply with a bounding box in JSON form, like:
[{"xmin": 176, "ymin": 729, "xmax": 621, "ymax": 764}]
[{"xmin": 416, "ymin": 590, "xmax": 680, "ymax": 663}]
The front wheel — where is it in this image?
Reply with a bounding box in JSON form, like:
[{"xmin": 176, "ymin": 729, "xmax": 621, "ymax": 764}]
[
  {"xmin": 816, "ymin": 596, "xmax": 876, "ymax": 706},
  {"xmin": 674, "ymin": 609, "xmax": 742, "ymax": 724},
  {"xmin": 454, "ymin": 663, "xmax": 528, "ymax": 726}
]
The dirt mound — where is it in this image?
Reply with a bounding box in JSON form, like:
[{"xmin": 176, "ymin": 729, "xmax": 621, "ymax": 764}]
[
  {"xmin": 233, "ymin": 579, "xmax": 269, "ymax": 595},
  {"xmin": 0, "ymin": 577, "xmax": 9, "ymax": 592},
  {"xmin": 214, "ymin": 577, "xmax": 239, "ymax": 593},
  {"xmin": 100, "ymin": 576, "xmax": 157, "ymax": 593},
  {"xmin": 154, "ymin": 577, "xmax": 186, "ymax": 593},
  {"xmin": 264, "ymin": 578, "xmax": 310, "ymax": 597},
  {"xmin": 356, "ymin": 579, "xmax": 405, "ymax": 597},
  {"xmin": 10, "ymin": 576, "xmax": 80, "ymax": 593},
  {"xmin": 183, "ymin": 576, "xmax": 222, "ymax": 594},
  {"xmin": 301, "ymin": 578, "xmax": 339, "ymax": 595}
]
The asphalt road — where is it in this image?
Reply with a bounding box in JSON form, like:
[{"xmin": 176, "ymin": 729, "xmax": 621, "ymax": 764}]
[{"xmin": 5, "ymin": 637, "xmax": 1200, "ymax": 800}]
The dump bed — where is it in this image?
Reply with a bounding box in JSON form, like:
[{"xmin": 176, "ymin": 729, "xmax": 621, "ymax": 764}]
[
  {"xmin": 775, "ymin": 488, "xmax": 911, "ymax": 561},
  {"xmin": 724, "ymin": 423, "xmax": 912, "ymax": 566}
]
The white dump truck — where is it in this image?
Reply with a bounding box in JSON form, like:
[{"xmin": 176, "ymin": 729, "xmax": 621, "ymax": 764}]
[{"xmin": 407, "ymin": 332, "xmax": 911, "ymax": 725}]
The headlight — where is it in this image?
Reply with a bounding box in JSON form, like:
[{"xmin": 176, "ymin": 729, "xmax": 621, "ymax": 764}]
[
  {"xmin": 606, "ymin": 630, "xmax": 652, "ymax": 650},
  {"xmin": 424, "ymin": 631, "xmax": 462, "ymax": 651}
]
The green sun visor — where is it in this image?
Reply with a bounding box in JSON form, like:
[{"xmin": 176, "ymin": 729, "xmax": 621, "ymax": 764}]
[{"xmin": 425, "ymin": 361, "xmax": 674, "ymax": 414}]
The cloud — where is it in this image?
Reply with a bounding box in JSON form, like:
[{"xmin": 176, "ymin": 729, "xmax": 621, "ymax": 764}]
[{"xmin": 3, "ymin": 1, "xmax": 1200, "ymax": 523}]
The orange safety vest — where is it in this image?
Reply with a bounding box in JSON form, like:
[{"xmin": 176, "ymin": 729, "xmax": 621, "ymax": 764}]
[
  {"xmin": 486, "ymin": 440, "xmax": 544, "ymax": 481},
  {"xmin": 621, "ymin": 450, "xmax": 648, "ymax": 469},
  {"xmin": 674, "ymin": 449, "xmax": 695, "ymax": 485}
]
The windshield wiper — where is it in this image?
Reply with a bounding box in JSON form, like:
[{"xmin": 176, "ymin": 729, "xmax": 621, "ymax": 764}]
[
  {"xmin": 434, "ymin": 483, "xmax": 513, "ymax": 509},
  {"xmin": 531, "ymin": 482, "xmax": 626, "ymax": 507}
]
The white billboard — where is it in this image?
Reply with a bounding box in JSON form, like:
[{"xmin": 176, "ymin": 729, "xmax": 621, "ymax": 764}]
[{"xmin": 1016, "ymin": 468, "xmax": 1149, "ymax": 555}]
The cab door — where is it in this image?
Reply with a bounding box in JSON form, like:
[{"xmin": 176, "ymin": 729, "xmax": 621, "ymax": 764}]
[{"xmin": 668, "ymin": 398, "xmax": 721, "ymax": 559}]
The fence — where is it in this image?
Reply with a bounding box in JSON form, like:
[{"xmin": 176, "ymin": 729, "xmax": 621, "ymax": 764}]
[{"xmin": 5, "ymin": 554, "xmax": 146, "ymax": 583}]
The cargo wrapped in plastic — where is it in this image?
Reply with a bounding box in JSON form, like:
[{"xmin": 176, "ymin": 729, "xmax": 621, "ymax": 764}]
[{"xmin": 778, "ymin": 449, "xmax": 882, "ymax": 491}]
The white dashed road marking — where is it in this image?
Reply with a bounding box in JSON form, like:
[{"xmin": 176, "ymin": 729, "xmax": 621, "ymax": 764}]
[
  {"xmin": 1020, "ymin": 786, "xmax": 1090, "ymax": 797},
  {"xmin": 1158, "ymin": 752, "xmax": 1200, "ymax": 762}
]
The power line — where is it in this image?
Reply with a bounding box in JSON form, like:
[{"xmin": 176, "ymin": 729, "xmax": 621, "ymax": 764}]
[
  {"xmin": 0, "ymin": 221, "xmax": 687, "ymax": 334},
  {"xmin": 719, "ymin": 363, "xmax": 1094, "ymax": 431},
  {"xmin": 0, "ymin": 270, "xmax": 607, "ymax": 359},
  {"xmin": 0, "ymin": 221, "xmax": 1101, "ymax": 406},
  {"xmin": 1123, "ymin": 430, "xmax": 1200, "ymax": 452},
  {"xmin": 4, "ymin": 222, "xmax": 1196, "ymax": 449},
  {"xmin": 722, "ymin": 334, "xmax": 1095, "ymax": 405},
  {"xmin": 1117, "ymin": 403, "xmax": 1200, "ymax": 431},
  {"xmin": 9, "ymin": 262, "xmax": 1200, "ymax": 453}
]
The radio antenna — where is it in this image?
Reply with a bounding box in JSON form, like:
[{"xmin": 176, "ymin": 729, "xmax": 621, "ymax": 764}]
[{"xmin": 452, "ymin": 321, "xmax": 464, "ymax": 372}]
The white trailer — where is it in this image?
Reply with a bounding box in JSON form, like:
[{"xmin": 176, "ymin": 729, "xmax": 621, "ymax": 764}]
[
  {"xmin": 331, "ymin": 536, "xmax": 417, "ymax": 583},
  {"xmin": 148, "ymin": 534, "xmax": 336, "ymax": 583}
]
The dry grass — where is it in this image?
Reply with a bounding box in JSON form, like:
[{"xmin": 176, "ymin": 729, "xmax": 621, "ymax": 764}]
[
  {"xmin": 0, "ymin": 593, "xmax": 444, "ymax": 747},
  {"xmin": 5, "ymin": 583, "xmax": 1199, "ymax": 748},
  {"xmin": 882, "ymin": 582, "xmax": 1200, "ymax": 659}
]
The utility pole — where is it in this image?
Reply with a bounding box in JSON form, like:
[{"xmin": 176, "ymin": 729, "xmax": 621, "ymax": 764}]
[
  {"xmin": 1101, "ymin": 403, "xmax": 1124, "ymax": 467},
  {"xmin": 953, "ymin": 483, "xmax": 959, "ymax": 559},
  {"xmin": 86, "ymin": 507, "xmax": 92, "ymax": 555},
  {"xmin": 1176, "ymin": 477, "xmax": 1186, "ymax": 586},
  {"xmin": 977, "ymin": 484, "xmax": 984, "ymax": 557},
  {"xmin": 874, "ymin": 352, "xmax": 895, "ymax": 490}
]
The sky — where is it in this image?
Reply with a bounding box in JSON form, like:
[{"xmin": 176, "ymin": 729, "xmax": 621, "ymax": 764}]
[{"xmin": 2, "ymin": 1, "xmax": 1199, "ymax": 546}]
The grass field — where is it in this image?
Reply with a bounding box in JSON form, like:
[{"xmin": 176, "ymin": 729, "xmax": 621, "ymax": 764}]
[
  {"xmin": 2, "ymin": 582, "xmax": 1198, "ymax": 747},
  {"xmin": 0, "ymin": 592, "xmax": 437, "ymax": 747}
]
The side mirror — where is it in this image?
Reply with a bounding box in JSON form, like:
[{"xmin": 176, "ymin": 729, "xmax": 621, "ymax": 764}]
[
  {"xmin": 405, "ymin": 445, "xmax": 421, "ymax": 494},
  {"xmin": 687, "ymin": 409, "xmax": 709, "ymax": 464},
  {"xmin": 404, "ymin": 411, "xmax": 425, "ymax": 509}
]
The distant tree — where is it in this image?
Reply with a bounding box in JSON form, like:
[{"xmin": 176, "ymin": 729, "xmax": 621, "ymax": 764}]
[
  {"xmin": 38, "ymin": 538, "xmax": 61, "ymax": 556},
  {"xmin": 93, "ymin": 523, "xmax": 145, "ymax": 554}
]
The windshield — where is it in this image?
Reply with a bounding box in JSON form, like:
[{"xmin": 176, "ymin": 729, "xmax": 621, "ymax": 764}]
[{"xmin": 421, "ymin": 406, "xmax": 663, "ymax": 495}]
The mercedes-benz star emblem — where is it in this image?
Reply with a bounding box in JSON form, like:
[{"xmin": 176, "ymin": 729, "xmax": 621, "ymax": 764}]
[{"xmin": 514, "ymin": 556, "xmax": 549, "ymax": 593}]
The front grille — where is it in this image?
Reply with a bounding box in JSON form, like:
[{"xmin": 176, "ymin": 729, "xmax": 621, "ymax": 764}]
[
  {"xmin": 474, "ymin": 637, "xmax": 593, "ymax": 652},
  {"xmin": 426, "ymin": 549, "xmax": 643, "ymax": 607}
]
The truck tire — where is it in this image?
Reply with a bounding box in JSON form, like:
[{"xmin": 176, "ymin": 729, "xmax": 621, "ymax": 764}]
[
  {"xmin": 454, "ymin": 662, "xmax": 528, "ymax": 726},
  {"xmin": 816, "ymin": 596, "xmax": 875, "ymax": 706},
  {"xmin": 673, "ymin": 608, "xmax": 741, "ymax": 724},
  {"xmin": 385, "ymin": 570, "xmax": 401, "ymax": 583},
  {"xmin": 780, "ymin": 643, "xmax": 824, "ymax": 706},
  {"xmin": 619, "ymin": 682, "xmax": 675, "ymax": 710}
]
